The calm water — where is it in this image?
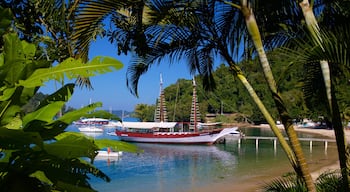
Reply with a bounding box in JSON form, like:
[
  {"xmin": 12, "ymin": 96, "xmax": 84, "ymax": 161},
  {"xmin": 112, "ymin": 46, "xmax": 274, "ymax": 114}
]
[{"xmin": 67, "ymin": 126, "xmax": 338, "ymax": 192}]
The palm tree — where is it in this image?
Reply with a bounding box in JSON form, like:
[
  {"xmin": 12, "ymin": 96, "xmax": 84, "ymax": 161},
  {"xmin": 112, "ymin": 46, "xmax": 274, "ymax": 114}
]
[
  {"xmin": 120, "ymin": 0, "xmax": 305, "ymax": 184},
  {"xmin": 224, "ymin": 1, "xmax": 315, "ymax": 190},
  {"xmin": 71, "ymin": 0, "xmax": 349, "ymax": 191},
  {"xmin": 297, "ymin": 1, "xmax": 350, "ymax": 189},
  {"xmin": 71, "ymin": 0, "xmax": 306, "ymax": 186},
  {"xmin": 272, "ymin": 20, "xmax": 350, "ymax": 192}
]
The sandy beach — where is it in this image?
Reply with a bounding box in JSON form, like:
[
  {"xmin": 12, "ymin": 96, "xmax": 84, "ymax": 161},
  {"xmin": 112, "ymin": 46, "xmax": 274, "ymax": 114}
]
[
  {"xmin": 194, "ymin": 124, "xmax": 348, "ymax": 192},
  {"xmin": 261, "ymin": 125, "xmax": 348, "ymax": 178}
]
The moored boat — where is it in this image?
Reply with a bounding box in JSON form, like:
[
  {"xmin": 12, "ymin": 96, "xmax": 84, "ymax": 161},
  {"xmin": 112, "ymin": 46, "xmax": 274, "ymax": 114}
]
[
  {"xmin": 114, "ymin": 75, "xmax": 241, "ymax": 145},
  {"xmin": 115, "ymin": 122, "xmax": 239, "ymax": 144},
  {"xmin": 74, "ymin": 117, "xmax": 110, "ymax": 126},
  {"xmin": 78, "ymin": 125, "xmax": 104, "ymax": 132},
  {"xmin": 96, "ymin": 150, "xmax": 123, "ymax": 158}
]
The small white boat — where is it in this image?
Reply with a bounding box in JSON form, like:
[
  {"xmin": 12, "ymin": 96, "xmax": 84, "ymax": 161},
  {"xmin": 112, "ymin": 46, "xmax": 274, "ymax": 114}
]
[
  {"xmin": 78, "ymin": 126, "xmax": 104, "ymax": 132},
  {"xmin": 82, "ymin": 132, "xmax": 103, "ymax": 137},
  {"xmin": 96, "ymin": 150, "xmax": 123, "ymax": 157},
  {"xmin": 95, "ymin": 148, "xmax": 123, "ymax": 160},
  {"xmin": 74, "ymin": 118, "xmax": 110, "ymax": 126}
]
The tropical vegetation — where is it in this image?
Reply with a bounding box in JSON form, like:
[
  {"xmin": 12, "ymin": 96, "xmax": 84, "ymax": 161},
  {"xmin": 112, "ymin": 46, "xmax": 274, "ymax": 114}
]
[
  {"xmin": 71, "ymin": 0, "xmax": 350, "ymax": 191},
  {"xmin": 3, "ymin": 0, "xmax": 348, "ymax": 191},
  {"xmin": 0, "ymin": 5, "xmax": 140, "ymax": 192}
]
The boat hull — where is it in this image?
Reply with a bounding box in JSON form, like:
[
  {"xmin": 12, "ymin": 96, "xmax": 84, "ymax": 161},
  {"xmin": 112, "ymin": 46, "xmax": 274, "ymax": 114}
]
[
  {"xmin": 96, "ymin": 150, "xmax": 123, "ymax": 157},
  {"xmin": 115, "ymin": 127, "xmax": 240, "ymax": 145},
  {"xmin": 78, "ymin": 126, "xmax": 104, "ymax": 132}
]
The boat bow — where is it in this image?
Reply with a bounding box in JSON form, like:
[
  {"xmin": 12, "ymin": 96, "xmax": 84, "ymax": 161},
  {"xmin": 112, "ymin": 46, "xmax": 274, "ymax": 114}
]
[{"xmin": 213, "ymin": 127, "xmax": 240, "ymax": 141}]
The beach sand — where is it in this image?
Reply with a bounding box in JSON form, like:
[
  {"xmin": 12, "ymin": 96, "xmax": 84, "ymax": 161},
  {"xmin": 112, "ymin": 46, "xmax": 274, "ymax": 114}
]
[{"xmin": 192, "ymin": 124, "xmax": 348, "ymax": 192}]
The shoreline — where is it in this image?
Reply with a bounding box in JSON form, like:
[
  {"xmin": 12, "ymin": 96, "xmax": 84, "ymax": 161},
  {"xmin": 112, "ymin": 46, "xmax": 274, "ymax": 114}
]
[
  {"xmin": 251, "ymin": 124, "xmax": 345, "ymax": 181},
  {"xmin": 196, "ymin": 124, "xmax": 345, "ymax": 192}
]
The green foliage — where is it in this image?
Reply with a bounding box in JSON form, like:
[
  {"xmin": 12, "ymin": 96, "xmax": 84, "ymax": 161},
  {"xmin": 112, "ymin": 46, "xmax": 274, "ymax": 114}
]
[
  {"xmin": 315, "ymin": 170, "xmax": 343, "ymax": 192},
  {"xmin": 263, "ymin": 173, "xmax": 307, "ymax": 192},
  {"xmin": 263, "ymin": 170, "xmax": 346, "ymax": 192},
  {"xmin": 0, "ymin": 31, "xmax": 140, "ymax": 191},
  {"xmin": 22, "ymin": 92, "xmax": 49, "ymax": 114},
  {"xmin": 18, "ymin": 56, "xmax": 123, "ymax": 88},
  {"xmin": 160, "ymin": 62, "xmax": 305, "ymax": 123},
  {"xmin": 132, "ymin": 103, "xmax": 156, "ymax": 122}
]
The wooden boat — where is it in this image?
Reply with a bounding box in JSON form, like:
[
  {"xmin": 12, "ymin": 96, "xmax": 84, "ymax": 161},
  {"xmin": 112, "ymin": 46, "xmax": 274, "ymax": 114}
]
[
  {"xmin": 114, "ymin": 75, "xmax": 240, "ymax": 145},
  {"xmin": 115, "ymin": 122, "xmax": 239, "ymax": 144}
]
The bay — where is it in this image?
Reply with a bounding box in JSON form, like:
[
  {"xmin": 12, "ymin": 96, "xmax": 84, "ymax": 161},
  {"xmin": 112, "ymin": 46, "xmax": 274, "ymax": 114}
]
[{"xmin": 69, "ymin": 126, "xmax": 338, "ymax": 192}]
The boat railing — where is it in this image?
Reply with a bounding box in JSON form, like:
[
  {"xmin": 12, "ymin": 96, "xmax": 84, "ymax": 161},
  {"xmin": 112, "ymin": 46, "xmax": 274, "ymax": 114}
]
[{"xmin": 153, "ymin": 132, "xmax": 193, "ymax": 135}]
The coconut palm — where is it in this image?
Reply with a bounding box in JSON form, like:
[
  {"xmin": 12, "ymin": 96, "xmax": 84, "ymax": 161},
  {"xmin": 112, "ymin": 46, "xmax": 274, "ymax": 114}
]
[
  {"xmin": 297, "ymin": 1, "xmax": 350, "ymax": 189},
  {"xmin": 124, "ymin": 0, "xmax": 311, "ymax": 185},
  {"xmin": 72, "ymin": 0, "xmax": 349, "ymax": 191},
  {"xmin": 71, "ymin": 0, "xmax": 307, "ymax": 186},
  {"xmin": 224, "ymin": 1, "xmax": 315, "ymax": 190},
  {"xmin": 273, "ymin": 20, "xmax": 350, "ymax": 192}
]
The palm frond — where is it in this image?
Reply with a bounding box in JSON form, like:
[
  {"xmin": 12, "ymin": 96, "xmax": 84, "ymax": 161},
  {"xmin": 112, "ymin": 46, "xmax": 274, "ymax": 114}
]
[
  {"xmin": 263, "ymin": 172, "xmax": 307, "ymax": 192},
  {"xmin": 73, "ymin": 0, "xmax": 127, "ymax": 60},
  {"xmin": 126, "ymin": 58, "xmax": 151, "ymax": 97},
  {"xmin": 272, "ymin": 21, "xmax": 350, "ymax": 106},
  {"xmin": 315, "ymin": 169, "xmax": 342, "ymax": 192}
]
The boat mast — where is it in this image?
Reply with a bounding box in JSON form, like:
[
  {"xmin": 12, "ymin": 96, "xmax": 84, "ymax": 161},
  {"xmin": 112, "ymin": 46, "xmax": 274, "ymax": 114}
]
[
  {"xmin": 190, "ymin": 78, "xmax": 201, "ymax": 132},
  {"xmin": 154, "ymin": 73, "xmax": 168, "ymax": 122}
]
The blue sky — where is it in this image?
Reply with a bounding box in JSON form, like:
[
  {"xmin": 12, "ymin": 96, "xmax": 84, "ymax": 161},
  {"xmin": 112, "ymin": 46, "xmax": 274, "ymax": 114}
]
[{"xmin": 39, "ymin": 37, "xmax": 193, "ymax": 111}]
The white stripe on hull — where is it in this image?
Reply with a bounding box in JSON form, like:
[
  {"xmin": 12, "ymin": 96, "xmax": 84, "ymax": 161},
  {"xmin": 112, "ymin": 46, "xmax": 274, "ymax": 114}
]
[{"xmin": 119, "ymin": 127, "xmax": 239, "ymax": 144}]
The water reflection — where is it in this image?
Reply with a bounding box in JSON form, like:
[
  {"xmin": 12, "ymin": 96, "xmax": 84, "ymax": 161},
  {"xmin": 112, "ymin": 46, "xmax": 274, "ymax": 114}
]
[
  {"xmin": 91, "ymin": 143, "xmax": 237, "ymax": 192},
  {"xmin": 85, "ymin": 127, "xmax": 338, "ymax": 192}
]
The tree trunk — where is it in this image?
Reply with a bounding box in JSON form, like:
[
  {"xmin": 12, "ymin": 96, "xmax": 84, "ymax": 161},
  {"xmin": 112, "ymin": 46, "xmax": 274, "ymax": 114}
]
[
  {"xmin": 299, "ymin": 1, "xmax": 349, "ymax": 190},
  {"xmin": 240, "ymin": 2, "xmax": 316, "ymax": 191}
]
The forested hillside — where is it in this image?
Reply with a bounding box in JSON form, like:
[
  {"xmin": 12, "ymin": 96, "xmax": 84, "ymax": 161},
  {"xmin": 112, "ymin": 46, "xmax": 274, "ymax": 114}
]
[{"xmin": 134, "ymin": 53, "xmax": 350, "ymax": 124}]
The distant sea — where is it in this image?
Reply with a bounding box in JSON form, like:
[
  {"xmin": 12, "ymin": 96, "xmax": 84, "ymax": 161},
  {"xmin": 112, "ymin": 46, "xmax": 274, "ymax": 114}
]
[{"xmin": 66, "ymin": 124, "xmax": 339, "ymax": 192}]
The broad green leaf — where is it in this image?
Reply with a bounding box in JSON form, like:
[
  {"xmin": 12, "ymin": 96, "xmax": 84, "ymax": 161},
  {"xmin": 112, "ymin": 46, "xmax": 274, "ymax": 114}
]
[
  {"xmin": 0, "ymin": 105, "xmax": 21, "ymax": 126},
  {"xmin": 93, "ymin": 139, "xmax": 142, "ymax": 153},
  {"xmin": 54, "ymin": 102, "xmax": 103, "ymax": 125},
  {"xmin": 21, "ymin": 41, "xmax": 36, "ymax": 62},
  {"xmin": 0, "ymin": 8, "xmax": 12, "ymax": 35},
  {"xmin": 45, "ymin": 132, "xmax": 98, "ymax": 159},
  {"xmin": 22, "ymin": 101, "xmax": 65, "ymax": 127},
  {"xmin": 3, "ymin": 33, "xmax": 26, "ymax": 84},
  {"xmin": 0, "ymin": 128, "xmax": 43, "ymax": 149},
  {"xmin": 37, "ymin": 84, "xmax": 74, "ymax": 110},
  {"xmin": 29, "ymin": 171, "xmax": 53, "ymax": 185},
  {"xmin": 0, "ymin": 53, "xmax": 3, "ymax": 68},
  {"xmin": 0, "ymin": 87, "xmax": 16, "ymax": 101},
  {"xmin": 0, "ymin": 150, "xmax": 14, "ymax": 163},
  {"xmin": 81, "ymin": 110, "xmax": 121, "ymax": 121},
  {"xmin": 4, "ymin": 115, "xmax": 22, "ymax": 129},
  {"xmin": 18, "ymin": 56, "xmax": 123, "ymax": 88},
  {"xmin": 24, "ymin": 120, "xmax": 68, "ymax": 140}
]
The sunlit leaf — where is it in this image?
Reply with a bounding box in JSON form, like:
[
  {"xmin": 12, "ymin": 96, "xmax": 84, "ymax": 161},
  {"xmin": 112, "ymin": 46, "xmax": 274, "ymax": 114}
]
[
  {"xmin": 94, "ymin": 139, "xmax": 142, "ymax": 153},
  {"xmin": 22, "ymin": 101, "xmax": 65, "ymax": 127},
  {"xmin": 53, "ymin": 102, "xmax": 103, "ymax": 125},
  {"xmin": 30, "ymin": 171, "xmax": 53, "ymax": 185},
  {"xmin": 37, "ymin": 84, "xmax": 75, "ymax": 109},
  {"xmin": 18, "ymin": 56, "xmax": 123, "ymax": 88},
  {"xmin": 45, "ymin": 132, "xmax": 98, "ymax": 159}
]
